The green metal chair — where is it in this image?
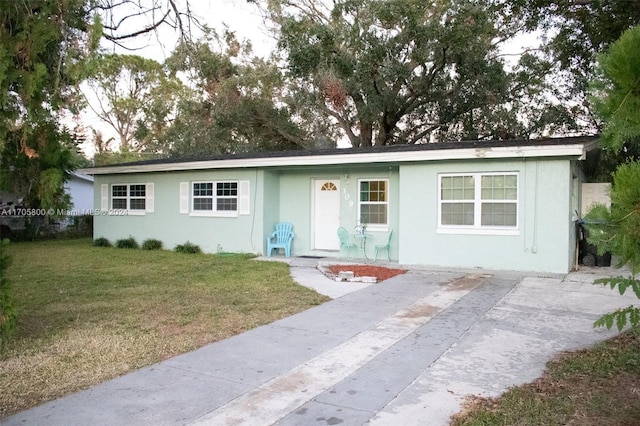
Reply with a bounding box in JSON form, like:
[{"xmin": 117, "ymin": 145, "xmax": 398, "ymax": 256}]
[
  {"xmin": 374, "ymin": 229, "xmax": 393, "ymax": 262},
  {"xmin": 266, "ymin": 222, "xmax": 294, "ymax": 257},
  {"xmin": 337, "ymin": 227, "xmax": 357, "ymax": 260}
]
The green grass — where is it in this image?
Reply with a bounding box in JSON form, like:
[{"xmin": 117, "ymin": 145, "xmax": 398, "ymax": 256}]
[
  {"xmin": 0, "ymin": 239, "xmax": 329, "ymax": 418},
  {"xmin": 451, "ymin": 331, "xmax": 640, "ymax": 426}
]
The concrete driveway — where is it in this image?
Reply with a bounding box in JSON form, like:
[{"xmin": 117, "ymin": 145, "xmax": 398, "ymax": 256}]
[{"xmin": 4, "ymin": 260, "xmax": 636, "ymax": 426}]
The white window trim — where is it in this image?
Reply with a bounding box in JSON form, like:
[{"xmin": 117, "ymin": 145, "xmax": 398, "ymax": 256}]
[
  {"xmin": 357, "ymin": 178, "xmax": 390, "ymax": 232},
  {"xmin": 437, "ymin": 172, "xmax": 519, "ymax": 235},
  {"xmin": 191, "ymin": 181, "xmax": 215, "ymax": 214},
  {"xmin": 189, "ymin": 180, "xmax": 239, "ymax": 217},
  {"xmin": 111, "ymin": 184, "xmax": 128, "ymax": 211},
  {"xmin": 106, "ymin": 183, "xmax": 153, "ymax": 216}
]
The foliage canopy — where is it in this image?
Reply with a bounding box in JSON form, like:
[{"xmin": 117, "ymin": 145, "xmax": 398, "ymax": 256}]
[
  {"xmin": 590, "ymin": 25, "xmax": 640, "ymax": 151},
  {"xmin": 252, "ymin": 0, "xmax": 580, "ymax": 147},
  {"xmin": 511, "ymin": 0, "xmax": 640, "ymax": 128},
  {"xmin": 0, "ymin": 0, "xmax": 92, "ymax": 210},
  {"xmin": 0, "ymin": 0, "xmax": 198, "ymax": 209},
  {"xmin": 163, "ymin": 30, "xmax": 315, "ymax": 156},
  {"xmin": 83, "ymin": 53, "xmax": 183, "ymax": 154}
]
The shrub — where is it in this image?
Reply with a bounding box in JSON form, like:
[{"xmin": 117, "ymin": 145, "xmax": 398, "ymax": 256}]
[
  {"xmin": 175, "ymin": 241, "xmax": 201, "ymax": 254},
  {"xmin": 93, "ymin": 237, "xmax": 112, "ymax": 247},
  {"xmin": 142, "ymin": 239, "xmax": 163, "ymax": 250},
  {"xmin": 586, "ymin": 161, "xmax": 640, "ymax": 331},
  {"xmin": 116, "ymin": 237, "xmax": 139, "ymax": 249},
  {"xmin": 0, "ymin": 239, "xmax": 16, "ymax": 348}
]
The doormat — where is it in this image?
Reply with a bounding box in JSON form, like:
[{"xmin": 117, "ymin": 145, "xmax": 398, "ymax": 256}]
[{"xmin": 298, "ymin": 255, "xmax": 326, "ymax": 259}]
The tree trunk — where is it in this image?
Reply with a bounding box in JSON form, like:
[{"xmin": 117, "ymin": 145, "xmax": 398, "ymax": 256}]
[{"xmin": 359, "ymin": 121, "xmax": 373, "ymax": 147}]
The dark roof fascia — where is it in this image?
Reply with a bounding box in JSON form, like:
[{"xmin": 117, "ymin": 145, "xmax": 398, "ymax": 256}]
[{"xmin": 81, "ymin": 135, "xmax": 599, "ymax": 175}]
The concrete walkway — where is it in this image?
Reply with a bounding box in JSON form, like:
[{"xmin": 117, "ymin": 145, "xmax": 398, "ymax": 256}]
[{"xmin": 4, "ymin": 260, "xmax": 636, "ymax": 426}]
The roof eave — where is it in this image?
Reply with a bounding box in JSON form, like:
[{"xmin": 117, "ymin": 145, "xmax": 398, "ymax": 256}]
[
  {"xmin": 70, "ymin": 171, "xmax": 95, "ymax": 182},
  {"xmin": 79, "ymin": 143, "xmax": 592, "ymax": 175}
]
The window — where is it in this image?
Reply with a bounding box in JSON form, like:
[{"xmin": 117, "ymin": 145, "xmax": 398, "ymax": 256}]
[
  {"xmin": 101, "ymin": 183, "xmax": 153, "ymax": 215},
  {"xmin": 111, "ymin": 184, "xmax": 146, "ymax": 211},
  {"xmin": 321, "ymin": 182, "xmax": 337, "ymax": 191},
  {"xmin": 112, "ymin": 185, "xmax": 128, "ymax": 210},
  {"xmin": 359, "ymin": 179, "xmax": 388, "ymax": 227},
  {"xmin": 191, "ymin": 181, "xmax": 238, "ymax": 214},
  {"xmin": 216, "ymin": 182, "xmax": 238, "ymax": 211},
  {"xmin": 193, "ymin": 182, "xmax": 213, "ymax": 211},
  {"xmin": 439, "ymin": 173, "xmax": 518, "ymax": 232},
  {"xmin": 480, "ymin": 175, "xmax": 517, "ymax": 226},
  {"xmin": 129, "ymin": 184, "xmax": 146, "ymax": 210},
  {"xmin": 180, "ymin": 180, "xmax": 249, "ymax": 216}
]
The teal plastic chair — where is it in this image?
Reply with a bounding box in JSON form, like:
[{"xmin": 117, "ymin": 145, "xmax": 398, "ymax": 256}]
[
  {"xmin": 337, "ymin": 227, "xmax": 357, "ymax": 260},
  {"xmin": 266, "ymin": 222, "xmax": 294, "ymax": 257},
  {"xmin": 374, "ymin": 229, "xmax": 393, "ymax": 262}
]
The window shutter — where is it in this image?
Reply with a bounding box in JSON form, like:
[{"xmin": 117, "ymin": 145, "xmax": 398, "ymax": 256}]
[
  {"xmin": 239, "ymin": 180, "xmax": 250, "ymax": 215},
  {"xmin": 146, "ymin": 183, "xmax": 154, "ymax": 213},
  {"xmin": 101, "ymin": 184, "xmax": 108, "ymax": 211},
  {"xmin": 179, "ymin": 182, "xmax": 189, "ymax": 214}
]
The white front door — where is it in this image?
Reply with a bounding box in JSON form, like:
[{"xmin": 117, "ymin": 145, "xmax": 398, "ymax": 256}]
[{"xmin": 313, "ymin": 179, "xmax": 341, "ymax": 250}]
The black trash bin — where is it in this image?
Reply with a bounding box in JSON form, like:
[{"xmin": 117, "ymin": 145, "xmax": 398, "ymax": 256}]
[
  {"xmin": 576, "ymin": 219, "xmax": 611, "ymax": 267},
  {"xmin": 596, "ymin": 252, "xmax": 612, "ymax": 267}
]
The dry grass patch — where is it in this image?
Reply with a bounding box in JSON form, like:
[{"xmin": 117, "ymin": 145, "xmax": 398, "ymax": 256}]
[{"xmin": 1, "ymin": 239, "xmax": 329, "ymax": 418}]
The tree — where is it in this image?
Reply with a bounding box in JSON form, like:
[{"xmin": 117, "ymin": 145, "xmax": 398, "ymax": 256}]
[
  {"xmin": 590, "ymin": 26, "xmax": 640, "ymax": 151},
  {"xmin": 252, "ymin": 0, "xmax": 574, "ymax": 147},
  {"xmin": 509, "ymin": 0, "xmax": 640, "ymax": 130},
  {"xmin": 585, "ymin": 25, "xmax": 640, "ymax": 331},
  {"xmin": 162, "ymin": 29, "xmax": 318, "ymax": 156},
  {"xmin": 82, "ymin": 53, "xmax": 183, "ymax": 153},
  {"xmin": 0, "ymin": 0, "xmax": 199, "ymax": 211},
  {"xmin": 0, "ymin": 0, "xmax": 92, "ymax": 211},
  {"xmin": 1, "ymin": 121, "xmax": 79, "ymax": 211}
]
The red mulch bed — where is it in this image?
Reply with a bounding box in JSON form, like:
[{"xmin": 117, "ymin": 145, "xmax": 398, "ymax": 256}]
[{"xmin": 327, "ymin": 264, "xmax": 407, "ymax": 282}]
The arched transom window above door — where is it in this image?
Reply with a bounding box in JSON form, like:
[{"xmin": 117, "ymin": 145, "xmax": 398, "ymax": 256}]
[{"xmin": 321, "ymin": 182, "xmax": 337, "ymax": 191}]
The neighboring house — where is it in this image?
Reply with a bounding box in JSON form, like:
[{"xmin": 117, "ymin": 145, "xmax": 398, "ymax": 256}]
[
  {"xmin": 56, "ymin": 171, "xmax": 95, "ymax": 231},
  {"xmin": 65, "ymin": 172, "xmax": 95, "ymax": 213},
  {"xmin": 81, "ymin": 136, "xmax": 598, "ymax": 273},
  {"xmin": 0, "ymin": 172, "xmax": 95, "ymax": 237}
]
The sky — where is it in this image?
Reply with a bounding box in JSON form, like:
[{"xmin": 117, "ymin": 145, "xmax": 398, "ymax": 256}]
[{"xmin": 105, "ymin": 0, "xmax": 275, "ymax": 60}]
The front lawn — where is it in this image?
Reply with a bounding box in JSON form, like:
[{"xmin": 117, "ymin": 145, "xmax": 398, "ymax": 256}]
[{"xmin": 0, "ymin": 239, "xmax": 329, "ymax": 418}]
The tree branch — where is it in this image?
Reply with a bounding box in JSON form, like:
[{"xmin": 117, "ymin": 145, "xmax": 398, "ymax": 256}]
[
  {"xmin": 407, "ymin": 123, "xmax": 442, "ymax": 144},
  {"xmin": 167, "ymin": 0, "xmax": 184, "ymax": 39},
  {"xmin": 101, "ymin": 9, "xmax": 154, "ymax": 32},
  {"xmin": 319, "ymin": 103, "xmax": 358, "ymax": 146},
  {"xmin": 102, "ymin": 9, "xmax": 171, "ymax": 41}
]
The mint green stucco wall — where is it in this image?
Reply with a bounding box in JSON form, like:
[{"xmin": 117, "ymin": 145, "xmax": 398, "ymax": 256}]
[
  {"xmin": 398, "ymin": 158, "xmax": 574, "ymax": 273},
  {"xmin": 93, "ymin": 165, "xmax": 400, "ymax": 259},
  {"xmin": 261, "ymin": 170, "xmax": 281, "ymax": 253},
  {"xmin": 92, "ymin": 156, "xmax": 579, "ymax": 272},
  {"xmin": 94, "ymin": 169, "xmax": 266, "ymax": 254},
  {"xmin": 274, "ymin": 165, "xmax": 400, "ymax": 259}
]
